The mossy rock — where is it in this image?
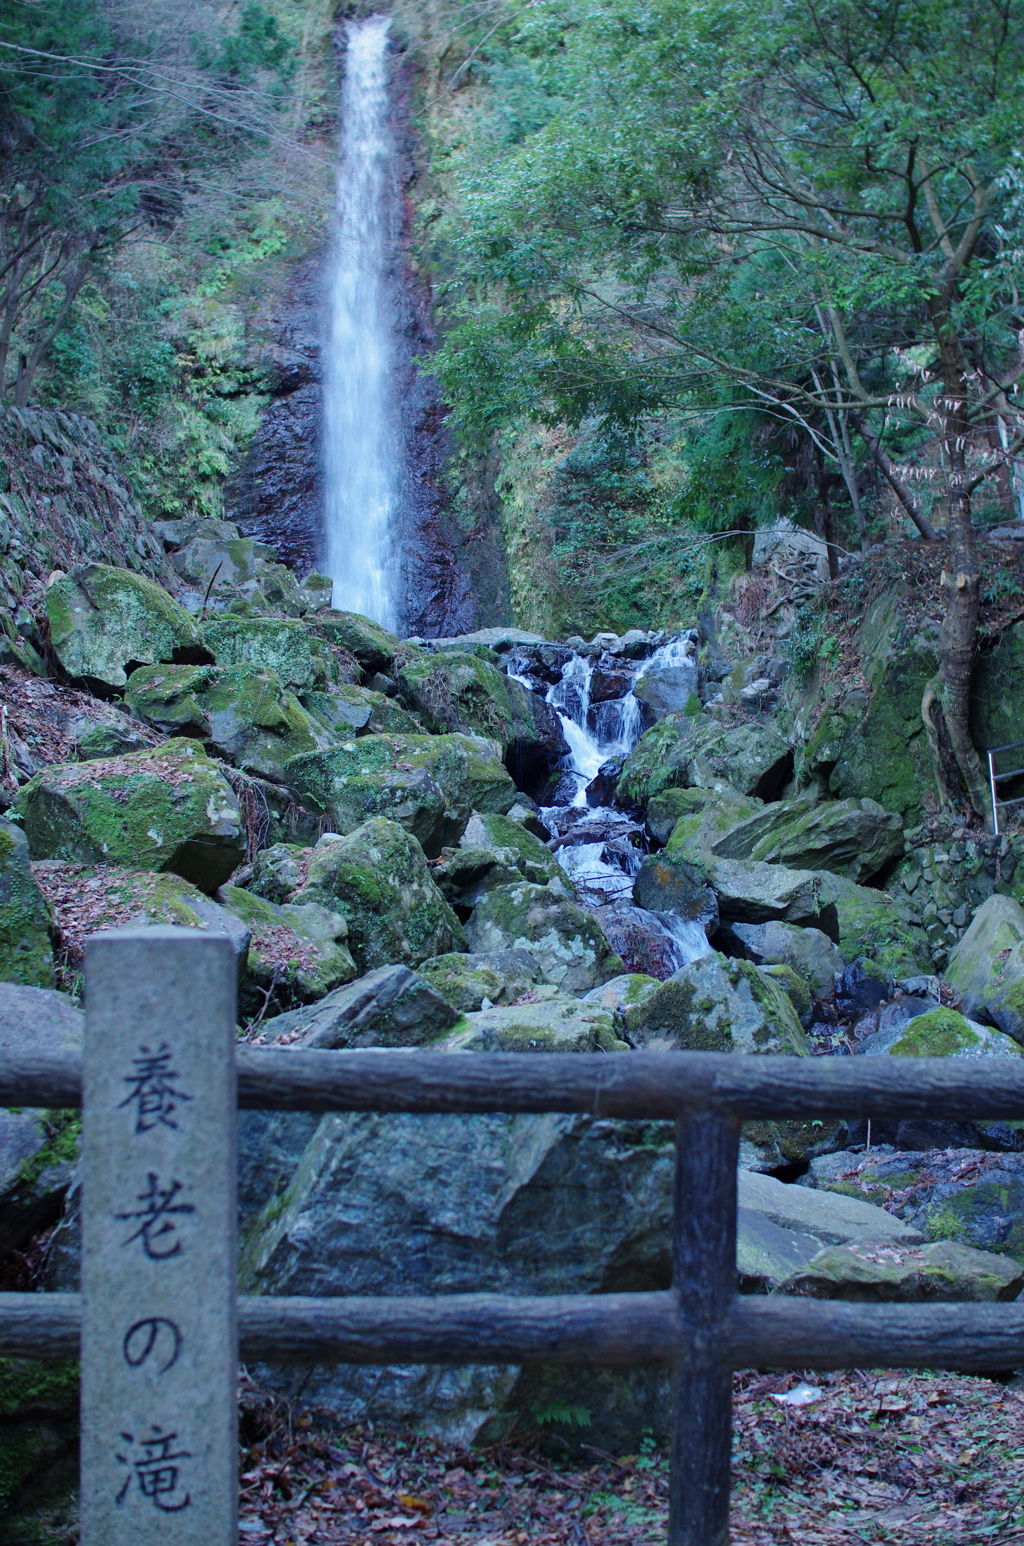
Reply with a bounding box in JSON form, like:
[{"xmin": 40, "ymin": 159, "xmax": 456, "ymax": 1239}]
[
  {"xmin": 615, "ymin": 714, "xmax": 697, "ymax": 811},
  {"xmin": 617, "ymin": 716, "xmax": 792, "ymax": 813},
  {"xmin": 945, "ymin": 895, "xmax": 1024, "ymax": 1041},
  {"xmin": 659, "ymin": 783, "xmax": 762, "ymax": 856},
  {"xmin": 833, "ymin": 885, "xmax": 930, "ymax": 976},
  {"xmin": 125, "ymin": 663, "xmax": 327, "ymax": 781},
  {"xmin": 203, "ymin": 615, "xmax": 332, "ymax": 690},
  {"xmin": 314, "ymin": 609, "xmax": 410, "ymax": 672},
  {"xmin": 441, "ymin": 996, "xmax": 628, "ymax": 1053},
  {"xmin": 465, "ymin": 881, "xmax": 623, "ymax": 994},
  {"xmin": 0, "ymin": 1357, "xmax": 79, "ymax": 1516},
  {"xmin": 451, "ymin": 733, "xmax": 519, "ymax": 815},
  {"xmin": 417, "ymin": 950, "xmax": 542, "ymax": 1014},
  {"xmin": 396, "ymin": 649, "xmax": 536, "ymax": 752},
  {"xmin": 250, "ymin": 843, "xmax": 309, "ymax": 903},
  {"xmin": 219, "ymin": 885, "xmax": 356, "ymax": 1008},
  {"xmin": 777, "ymin": 1238, "xmax": 1024, "ymax": 1302},
  {"xmin": 45, "ymin": 563, "xmax": 204, "ymax": 689},
  {"xmin": 625, "ymin": 951, "xmax": 808, "ymax": 1054},
  {"xmin": 0, "ymin": 820, "xmax": 53, "ymax": 988},
  {"xmin": 760, "ymin": 962, "xmax": 813, "ymax": 1023},
  {"xmin": 886, "ymin": 1008, "xmax": 1024, "ymax": 1059},
  {"xmin": 301, "ymin": 685, "xmax": 422, "ymax": 737},
  {"xmin": 15, "ymin": 738, "xmax": 245, "ymax": 892},
  {"xmin": 283, "ymin": 733, "xmax": 513, "ymax": 857},
  {"xmin": 297, "ymin": 818, "xmax": 465, "ymax": 971},
  {"xmin": 713, "ymin": 795, "xmax": 904, "ymax": 883},
  {"xmin": 460, "ymin": 812, "xmax": 565, "ymax": 887}
]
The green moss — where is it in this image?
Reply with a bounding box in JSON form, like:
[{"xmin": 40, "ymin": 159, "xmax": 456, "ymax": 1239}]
[
  {"xmin": 15, "ymin": 1111, "xmax": 80, "ymax": 1192},
  {"xmin": 0, "ymin": 1358, "xmax": 79, "ymax": 1515}
]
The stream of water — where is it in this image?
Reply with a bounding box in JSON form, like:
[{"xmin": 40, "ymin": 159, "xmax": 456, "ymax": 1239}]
[{"xmin": 323, "ymin": 15, "xmax": 399, "ymax": 628}]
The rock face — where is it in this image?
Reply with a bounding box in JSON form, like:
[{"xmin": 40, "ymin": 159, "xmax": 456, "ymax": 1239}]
[
  {"xmin": 707, "ymin": 857, "xmax": 839, "ymax": 932},
  {"xmin": 616, "ymin": 716, "xmax": 792, "ymax": 811},
  {"xmin": 283, "ymin": 734, "xmax": 515, "ymax": 857},
  {"xmin": 125, "ymin": 663, "xmax": 327, "ymax": 781},
  {"xmin": 15, "ymin": 738, "xmax": 246, "ymax": 891},
  {"xmin": 256, "ymin": 965, "xmax": 458, "ymax": 1048},
  {"xmin": 218, "ymin": 886, "xmax": 357, "ymax": 1006},
  {"xmin": 203, "ymin": 615, "xmax": 332, "ymax": 691},
  {"xmin": 46, "ymin": 563, "xmax": 205, "ymax": 689},
  {"xmin": 0, "ymin": 820, "xmax": 54, "ymax": 987},
  {"xmin": 465, "ymin": 881, "xmax": 622, "ymax": 993},
  {"xmin": 297, "ymin": 820, "xmax": 465, "ymax": 970},
  {"xmin": 944, "ymin": 894, "xmax": 1024, "ymax": 1041}
]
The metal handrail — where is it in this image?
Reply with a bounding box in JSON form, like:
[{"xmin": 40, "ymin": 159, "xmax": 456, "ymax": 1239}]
[{"xmin": 987, "ymin": 738, "xmax": 1024, "ymax": 834}]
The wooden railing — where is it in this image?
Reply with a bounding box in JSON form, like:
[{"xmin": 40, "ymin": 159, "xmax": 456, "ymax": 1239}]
[{"xmin": 3, "ymin": 927, "xmax": 1024, "ymax": 1545}]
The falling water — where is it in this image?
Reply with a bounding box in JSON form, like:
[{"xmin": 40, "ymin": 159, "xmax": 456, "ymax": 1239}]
[{"xmin": 323, "ymin": 15, "xmax": 399, "ymax": 628}]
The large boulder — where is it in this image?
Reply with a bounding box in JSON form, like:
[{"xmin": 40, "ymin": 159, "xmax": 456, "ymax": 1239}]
[
  {"xmin": 417, "ymin": 950, "xmax": 542, "ymax": 1013},
  {"xmin": 300, "ymin": 685, "xmax": 422, "ymax": 737},
  {"xmin": 631, "ymin": 852, "xmax": 719, "ymax": 928},
  {"xmin": 832, "ymin": 881, "xmax": 931, "ymax": 977},
  {"xmin": 653, "ymin": 782, "xmax": 762, "ymax": 854},
  {"xmin": 632, "ymin": 661, "xmax": 699, "ymax": 720},
  {"xmin": 15, "ymin": 739, "xmax": 246, "ymax": 892},
  {"xmin": 45, "ymin": 563, "xmax": 205, "ymax": 689},
  {"xmin": 296, "ymin": 819, "xmax": 465, "ymax": 971},
  {"xmin": 465, "ymin": 881, "xmax": 622, "ymax": 993},
  {"xmin": 435, "ymin": 812, "xmax": 567, "ymax": 910},
  {"xmin": 314, "ymin": 610, "xmax": 408, "ymax": 672},
  {"xmin": 625, "ymin": 952, "xmax": 808, "ymax": 1055},
  {"xmin": 396, "ymin": 650, "xmax": 567, "ymax": 769},
  {"xmin": 218, "ymin": 886, "xmax": 357, "ymax": 1008},
  {"xmin": 203, "ymin": 616, "xmax": 331, "ymax": 691},
  {"xmin": 617, "ymin": 715, "xmax": 793, "ymax": 813},
  {"xmin": 283, "ymin": 734, "xmax": 515, "ymax": 857},
  {"xmin": 0, "ymin": 820, "xmax": 54, "ymax": 987},
  {"xmin": 707, "ymin": 856, "xmax": 840, "ymax": 933},
  {"xmin": 592, "ymin": 904, "xmax": 712, "ymax": 980},
  {"xmin": 252, "ymin": 964, "xmax": 458, "ymax": 1048},
  {"xmin": 171, "ymin": 531, "xmax": 267, "ymax": 589},
  {"xmin": 777, "ymin": 1238, "xmax": 1024, "ymax": 1302},
  {"xmin": 944, "ymin": 894, "xmax": 1024, "ymax": 1041},
  {"xmin": 711, "ymin": 795, "xmax": 904, "ymax": 883},
  {"xmin": 441, "ymin": 995, "xmax": 627, "ymax": 1053},
  {"xmin": 124, "ymin": 663, "xmax": 326, "ymax": 782},
  {"xmin": 858, "ymin": 1006, "xmax": 1024, "ymax": 1061}
]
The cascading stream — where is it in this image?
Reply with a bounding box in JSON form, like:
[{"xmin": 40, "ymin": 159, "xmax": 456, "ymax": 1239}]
[
  {"xmin": 524, "ymin": 639, "xmax": 710, "ymax": 973},
  {"xmin": 323, "ymin": 15, "xmax": 400, "ymax": 628}
]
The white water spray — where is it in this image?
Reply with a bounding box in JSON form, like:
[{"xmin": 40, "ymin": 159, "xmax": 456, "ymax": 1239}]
[{"xmin": 323, "ymin": 15, "xmax": 399, "ymax": 627}]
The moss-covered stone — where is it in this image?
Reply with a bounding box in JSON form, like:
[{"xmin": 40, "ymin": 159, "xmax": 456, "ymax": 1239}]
[
  {"xmin": 45, "ymin": 563, "xmax": 204, "ymax": 689},
  {"xmin": 297, "ymin": 818, "xmax": 465, "ymax": 971},
  {"xmin": 0, "ymin": 1357, "xmax": 79, "ymax": 1515},
  {"xmin": 250, "ymin": 843, "xmax": 308, "ymax": 903},
  {"xmin": 417, "ymin": 951, "xmax": 542, "ymax": 1013},
  {"xmin": 15, "ymin": 738, "xmax": 245, "ymax": 892},
  {"xmin": 777, "ymin": 1237, "xmax": 1024, "ymax": 1302},
  {"xmin": 301, "ymin": 685, "xmax": 422, "ymax": 737},
  {"xmin": 626, "ymin": 951, "xmax": 808, "ymax": 1054},
  {"xmin": 440, "ymin": 996, "xmax": 628, "ymax": 1053},
  {"xmin": 465, "ymin": 880, "xmax": 622, "ymax": 993},
  {"xmin": 760, "ymin": 962, "xmax": 813, "ymax": 1023},
  {"xmin": 945, "ymin": 894, "xmax": 1024, "ymax": 1041},
  {"xmin": 314, "ymin": 609, "xmax": 410, "ymax": 672},
  {"xmin": 660, "ymin": 783, "xmax": 762, "ymax": 857},
  {"xmin": 283, "ymin": 733, "xmax": 513, "ymax": 857},
  {"xmin": 451, "ymin": 733, "xmax": 519, "ymax": 815},
  {"xmin": 714, "ymin": 795, "xmax": 904, "ymax": 883},
  {"xmin": 886, "ymin": 1007, "xmax": 1024, "ymax": 1059},
  {"xmin": 616, "ymin": 716, "xmax": 792, "ymax": 813},
  {"xmin": 459, "ymin": 812, "xmax": 565, "ymax": 887},
  {"xmin": 125, "ymin": 663, "xmax": 327, "ymax": 781},
  {"xmin": 396, "ymin": 649, "xmax": 536, "ymax": 751},
  {"xmin": 833, "ymin": 884, "xmax": 931, "ymax": 976},
  {"xmin": 219, "ymin": 885, "xmax": 356, "ymax": 1007},
  {"xmin": 0, "ymin": 821, "xmax": 53, "ymax": 988},
  {"xmin": 203, "ymin": 615, "xmax": 331, "ymax": 690}
]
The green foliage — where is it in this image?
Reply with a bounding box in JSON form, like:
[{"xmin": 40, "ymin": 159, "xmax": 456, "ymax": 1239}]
[
  {"xmin": 785, "ymin": 602, "xmax": 840, "ymax": 681},
  {"xmin": 531, "ymin": 1401, "xmax": 592, "ymax": 1430}
]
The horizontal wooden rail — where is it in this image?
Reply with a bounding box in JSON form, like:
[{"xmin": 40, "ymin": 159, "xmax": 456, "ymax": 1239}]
[
  {"xmin": 4, "ymin": 1292, "xmax": 1024, "ymax": 1373},
  {"xmin": 4, "ymin": 1046, "xmax": 1024, "ymax": 1119}
]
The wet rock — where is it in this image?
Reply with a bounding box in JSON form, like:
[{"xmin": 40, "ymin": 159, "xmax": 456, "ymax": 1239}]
[
  {"xmin": 591, "ymin": 905, "xmax": 710, "ymax": 980},
  {"xmin": 711, "ymin": 795, "xmax": 904, "ymax": 883},
  {"xmin": 418, "ymin": 951, "xmax": 542, "ymax": 1013},
  {"xmin": 203, "ymin": 616, "xmax": 333, "ymax": 691},
  {"xmin": 0, "ymin": 819, "xmax": 54, "ymax": 987},
  {"xmin": 632, "ymin": 663, "xmax": 698, "ymax": 720},
  {"xmin": 15, "ymin": 738, "xmax": 246, "ymax": 892},
  {"xmin": 632, "ymin": 852, "xmax": 719, "ymax": 929},
  {"xmin": 300, "ymin": 684, "xmax": 422, "ymax": 737},
  {"xmin": 124, "ymin": 663, "xmax": 327, "ymax": 782},
  {"xmin": 465, "ymin": 881, "xmax": 622, "ymax": 993},
  {"xmin": 585, "ymin": 757, "xmax": 624, "ymax": 807},
  {"xmin": 256, "ymin": 964, "xmax": 457, "ymax": 1048},
  {"xmin": 944, "ymin": 894, "xmax": 1024, "ymax": 1042},
  {"xmin": 776, "ymin": 1238, "xmax": 1024, "ymax": 1301},
  {"xmin": 720, "ymin": 920, "xmax": 842, "ymax": 998},
  {"xmin": 282, "ymin": 733, "xmax": 510, "ymax": 856},
  {"xmin": 435, "ymin": 812, "xmax": 567, "ymax": 909},
  {"xmin": 589, "ymin": 665, "xmax": 634, "ymax": 702},
  {"xmin": 296, "ymin": 818, "xmax": 465, "ymax": 971},
  {"xmin": 626, "ymin": 951, "xmax": 808, "ymax": 1055},
  {"xmin": 46, "ymin": 563, "xmax": 205, "ymax": 689}
]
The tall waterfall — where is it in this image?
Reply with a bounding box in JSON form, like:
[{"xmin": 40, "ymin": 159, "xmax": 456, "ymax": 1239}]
[{"xmin": 323, "ymin": 14, "xmax": 399, "ymax": 628}]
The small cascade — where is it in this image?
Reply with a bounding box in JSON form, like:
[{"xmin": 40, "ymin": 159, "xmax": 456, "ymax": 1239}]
[
  {"xmin": 522, "ymin": 634, "xmax": 711, "ymax": 973},
  {"xmin": 323, "ymin": 14, "xmax": 400, "ymax": 628}
]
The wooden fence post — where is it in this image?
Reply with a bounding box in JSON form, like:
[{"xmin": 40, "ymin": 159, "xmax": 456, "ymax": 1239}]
[
  {"xmin": 80, "ymin": 927, "xmax": 237, "ymax": 1546},
  {"xmin": 669, "ymin": 1111, "xmax": 740, "ymax": 1546}
]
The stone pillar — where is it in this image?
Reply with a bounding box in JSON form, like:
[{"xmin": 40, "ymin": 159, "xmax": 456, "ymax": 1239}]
[{"xmin": 81, "ymin": 926, "xmax": 237, "ymax": 1545}]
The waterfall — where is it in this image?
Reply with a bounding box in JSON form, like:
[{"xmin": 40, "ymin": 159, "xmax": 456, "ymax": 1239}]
[{"xmin": 323, "ymin": 14, "xmax": 399, "ymax": 628}]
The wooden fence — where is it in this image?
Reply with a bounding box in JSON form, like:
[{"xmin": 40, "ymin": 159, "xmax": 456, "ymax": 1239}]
[{"xmin": 2, "ymin": 926, "xmax": 1024, "ymax": 1545}]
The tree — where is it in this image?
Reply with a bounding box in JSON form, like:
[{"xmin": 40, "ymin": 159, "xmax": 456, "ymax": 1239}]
[{"xmin": 431, "ymin": 0, "xmax": 1024, "ymax": 818}]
